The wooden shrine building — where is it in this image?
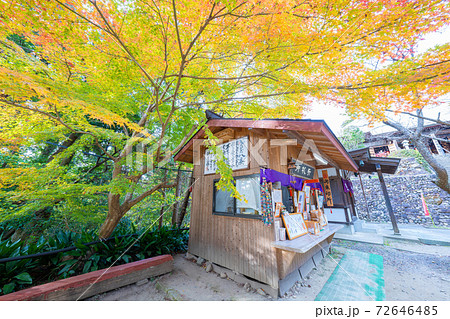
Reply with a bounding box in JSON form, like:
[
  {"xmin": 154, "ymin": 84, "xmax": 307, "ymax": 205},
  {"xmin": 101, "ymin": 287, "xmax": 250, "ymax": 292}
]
[
  {"xmin": 174, "ymin": 113, "xmax": 359, "ymax": 297},
  {"xmin": 349, "ymin": 147, "xmax": 402, "ymax": 234}
]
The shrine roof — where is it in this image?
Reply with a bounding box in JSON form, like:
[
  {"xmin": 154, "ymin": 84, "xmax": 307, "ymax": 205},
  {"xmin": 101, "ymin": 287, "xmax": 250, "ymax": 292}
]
[{"xmin": 174, "ymin": 116, "xmax": 358, "ymax": 172}]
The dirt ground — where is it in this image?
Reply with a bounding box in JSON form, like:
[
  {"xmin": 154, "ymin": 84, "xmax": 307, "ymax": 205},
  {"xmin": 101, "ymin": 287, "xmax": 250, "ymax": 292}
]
[
  {"xmin": 280, "ymin": 248, "xmax": 344, "ymax": 300},
  {"xmin": 88, "ymin": 239, "xmax": 449, "ymax": 301},
  {"xmin": 88, "ymin": 254, "xmax": 267, "ymax": 301}
]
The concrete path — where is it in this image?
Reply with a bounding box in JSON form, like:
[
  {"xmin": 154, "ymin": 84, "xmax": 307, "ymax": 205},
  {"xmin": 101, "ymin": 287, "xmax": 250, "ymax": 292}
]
[{"xmin": 335, "ymin": 222, "xmax": 450, "ymax": 247}]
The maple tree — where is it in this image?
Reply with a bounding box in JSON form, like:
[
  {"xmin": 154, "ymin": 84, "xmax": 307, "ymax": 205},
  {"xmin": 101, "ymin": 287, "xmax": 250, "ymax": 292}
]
[
  {"xmin": 383, "ymin": 108, "xmax": 450, "ymax": 194},
  {"xmin": 1, "ymin": 0, "xmax": 450, "ymax": 237},
  {"xmin": 330, "ymin": 37, "xmax": 450, "ymax": 193}
]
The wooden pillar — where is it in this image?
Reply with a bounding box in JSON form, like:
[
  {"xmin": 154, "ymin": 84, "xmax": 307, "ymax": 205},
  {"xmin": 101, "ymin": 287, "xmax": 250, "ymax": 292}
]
[
  {"xmin": 358, "ymin": 172, "xmax": 371, "ymax": 221},
  {"xmin": 375, "ymin": 164, "xmax": 400, "ymax": 234},
  {"xmin": 431, "ymin": 134, "xmax": 445, "ymax": 155},
  {"xmin": 336, "ymin": 169, "xmax": 350, "ymax": 223}
]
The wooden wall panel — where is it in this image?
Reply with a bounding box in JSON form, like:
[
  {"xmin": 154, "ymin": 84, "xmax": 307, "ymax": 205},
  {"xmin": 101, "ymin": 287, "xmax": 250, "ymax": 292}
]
[
  {"xmin": 187, "ymin": 126, "xmax": 340, "ymax": 291},
  {"xmin": 188, "ymin": 168, "xmax": 279, "ymax": 287},
  {"xmin": 188, "ymin": 130, "xmax": 286, "ymax": 288}
]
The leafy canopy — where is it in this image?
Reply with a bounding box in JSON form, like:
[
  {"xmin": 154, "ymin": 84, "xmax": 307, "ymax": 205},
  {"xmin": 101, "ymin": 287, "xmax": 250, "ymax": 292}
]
[{"xmin": 0, "ymin": 0, "xmax": 449, "ymax": 231}]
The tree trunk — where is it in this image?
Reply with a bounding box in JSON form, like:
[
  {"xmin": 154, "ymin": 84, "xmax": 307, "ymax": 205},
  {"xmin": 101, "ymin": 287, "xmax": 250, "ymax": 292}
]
[
  {"xmin": 383, "ymin": 117, "xmax": 450, "ymax": 194},
  {"xmin": 98, "ymin": 211, "xmax": 123, "ymax": 239},
  {"xmin": 158, "ymin": 169, "xmax": 168, "ymax": 229},
  {"xmin": 98, "ymin": 193, "xmax": 123, "ymax": 239},
  {"xmin": 158, "ymin": 206, "xmax": 165, "ymax": 229},
  {"xmin": 412, "ymin": 137, "xmax": 450, "ymax": 194},
  {"xmin": 171, "ymin": 166, "xmax": 182, "ymax": 226},
  {"xmin": 176, "ymin": 173, "xmax": 194, "ymax": 227}
]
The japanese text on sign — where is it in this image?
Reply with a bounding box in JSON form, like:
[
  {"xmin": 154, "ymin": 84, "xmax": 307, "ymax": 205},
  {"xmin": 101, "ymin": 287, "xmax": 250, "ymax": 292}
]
[
  {"xmin": 322, "ymin": 170, "xmax": 334, "ymax": 207},
  {"xmin": 290, "ymin": 160, "xmax": 315, "ymax": 179},
  {"xmin": 204, "ymin": 136, "xmax": 249, "ymax": 174}
]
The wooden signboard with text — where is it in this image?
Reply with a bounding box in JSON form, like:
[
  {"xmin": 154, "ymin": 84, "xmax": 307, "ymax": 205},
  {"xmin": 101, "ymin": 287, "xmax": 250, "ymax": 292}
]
[
  {"xmin": 204, "ymin": 136, "xmax": 248, "ymax": 174},
  {"xmin": 289, "ymin": 159, "xmax": 315, "ymax": 179},
  {"xmin": 322, "ymin": 171, "xmax": 334, "ymax": 207}
]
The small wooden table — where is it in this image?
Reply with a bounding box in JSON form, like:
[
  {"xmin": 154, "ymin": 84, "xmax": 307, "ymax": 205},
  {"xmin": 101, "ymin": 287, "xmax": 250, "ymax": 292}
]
[{"xmin": 271, "ymin": 224, "xmax": 343, "ymax": 253}]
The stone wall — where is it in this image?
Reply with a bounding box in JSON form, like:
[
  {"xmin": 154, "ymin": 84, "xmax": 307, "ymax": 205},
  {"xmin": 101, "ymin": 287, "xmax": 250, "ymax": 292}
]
[{"xmin": 350, "ymin": 167, "xmax": 450, "ymax": 226}]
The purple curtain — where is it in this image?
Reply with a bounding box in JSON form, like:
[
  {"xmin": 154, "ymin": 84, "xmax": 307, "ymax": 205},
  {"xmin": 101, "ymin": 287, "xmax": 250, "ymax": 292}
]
[
  {"xmin": 342, "ymin": 178, "xmax": 354, "ymax": 193},
  {"xmin": 260, "ymin": 168, "xmax": 304, "ymax": 191}
]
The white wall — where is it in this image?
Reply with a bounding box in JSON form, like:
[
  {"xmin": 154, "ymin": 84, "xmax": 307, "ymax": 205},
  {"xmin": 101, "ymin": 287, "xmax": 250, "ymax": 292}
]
[
  {"xmin": 324, "ymin": 208, "xmax": 348, "ymax": 223},
  {"xmin": 317, "ymin": 168, "xmax": 337, "ymax": 178}
]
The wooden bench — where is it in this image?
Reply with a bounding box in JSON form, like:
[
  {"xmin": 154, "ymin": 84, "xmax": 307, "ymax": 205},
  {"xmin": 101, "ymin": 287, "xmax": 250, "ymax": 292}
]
[{"xmin": 0, "ymin": 255, "xmax": 173, "ymax": 301}]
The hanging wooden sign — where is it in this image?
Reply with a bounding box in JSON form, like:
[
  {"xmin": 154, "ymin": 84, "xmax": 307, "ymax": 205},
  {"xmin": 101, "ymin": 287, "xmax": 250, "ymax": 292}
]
[
  {"xmin": 303, "ymin": 185, "xmax": 311, "ymax": 203},
  {"xmin": 322, "ymin": 170, "xmax": 334, "ymax": 207},
  {"xmin": 318, "ymin": 195, "xmax": 324, "ymax": 209},
  {"xmin": 289, "ymin": 159, "xmax": 315, "ymax": 179}
]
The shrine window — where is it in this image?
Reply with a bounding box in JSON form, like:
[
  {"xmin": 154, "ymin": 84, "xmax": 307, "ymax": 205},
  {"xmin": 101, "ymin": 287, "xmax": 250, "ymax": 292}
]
[{"xmin": 213, "ymin": 174, "xmax": 262, "ymax": 218}]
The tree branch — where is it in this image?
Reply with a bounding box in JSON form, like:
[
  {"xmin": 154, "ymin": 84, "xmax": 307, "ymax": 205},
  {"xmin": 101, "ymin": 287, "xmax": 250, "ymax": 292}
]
[
  {"xmin": 180, "ymin": 90, "xmax": 297, "ymax": 108},
  {"xmin": 415, "ymin": 107, "xmax": 425, "ymax": 138},
  {"xmin": 165, "ymin": 72, "xmax": 277, "ymax": 81},
  {"xmin": 172, "ymin": 0, "xmax": 185, "ymax": 59},
  {"xmin": 382, "ymin": 119, "xmax": 412, "ymax": 137},
  {"xmin": 385, "ymin": 109, "xmax": 450, "ymax": 126},
  {"xmin": 85, "ymin": 0, "xmax": 160, "ymax": 90},
  {"xmin": 54, "ymin": 0, "xmax": 106, "ymax": 31},
  {"xmin": 422, "ymin": 134, "xmax": 450, "ymax": 144},
  {"xmin": 1, "ymin": 99, "xmax": 117, "ymax": 161},
  {"xmin": 124, "ymin": 181, "xmax": 176, "ymax": 209}
]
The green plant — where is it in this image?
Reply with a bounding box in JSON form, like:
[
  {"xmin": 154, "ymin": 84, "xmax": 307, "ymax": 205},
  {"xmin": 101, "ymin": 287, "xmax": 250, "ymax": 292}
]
[
  {"xmin": 339, "ymin": 125, "xmax": 365, "ymax": 151},
  {"xmin": 389, "ymin": 149, "xmax": 433, "ymax": 173},
  {"xmin": 0, "ymin": 226, "xmax": 188, "ymax": 295},
  {"xmin": 140, "ymin": 227, "xmax": 188, "ymax": 257},
  {"xmin": 0, "ymin": 231, "xmax": 46, "ymax": 294}
]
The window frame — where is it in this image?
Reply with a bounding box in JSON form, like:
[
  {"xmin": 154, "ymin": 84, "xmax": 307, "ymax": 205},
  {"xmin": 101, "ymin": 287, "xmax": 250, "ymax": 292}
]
[{"xmin": 212, "ymin": 173, "xmax": 262, "ymax": 220}]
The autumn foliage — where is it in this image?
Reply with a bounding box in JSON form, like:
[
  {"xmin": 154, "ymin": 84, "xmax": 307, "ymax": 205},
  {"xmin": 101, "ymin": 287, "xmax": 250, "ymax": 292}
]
[{"xmin": 0, "ymin": 0, "xmax": 449, "ymax": 237}]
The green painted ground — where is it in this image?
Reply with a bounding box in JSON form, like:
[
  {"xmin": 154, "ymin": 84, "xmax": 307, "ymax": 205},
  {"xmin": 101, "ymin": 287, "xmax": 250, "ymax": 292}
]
[{"xmin": 315, "ymin": 250, "xmax": 385, "ymax": 301}]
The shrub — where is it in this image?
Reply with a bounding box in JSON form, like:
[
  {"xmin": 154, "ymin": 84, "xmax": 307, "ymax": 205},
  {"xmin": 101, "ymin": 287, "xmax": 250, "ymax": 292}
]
[
  {"xmin": 0, "ymin": 226, "xmax": 188, "ymax": 295},
  {"xmin": 0, "ymin": 231, "xmax": 45, "ymax": 294},
  {"xmin": 389, "ymin": 149, "xmax": 433, "ymax": 173}
]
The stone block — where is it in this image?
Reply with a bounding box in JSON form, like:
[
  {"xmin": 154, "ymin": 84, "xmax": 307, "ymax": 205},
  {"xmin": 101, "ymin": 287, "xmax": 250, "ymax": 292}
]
[
  {"xmin": 299, "ymin": 257, "xmax": 315, "ymax": 280},
  {"xmin": 313, "ymin": 250, "xmax": 324, "ymax": 266},
  {"xmin": 320, "ymin": 242, "xmax": 330, "ymax": 257},
  {"xmin": 278, "ymin": 268, "xmax": 301, "ymax": 296}
]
